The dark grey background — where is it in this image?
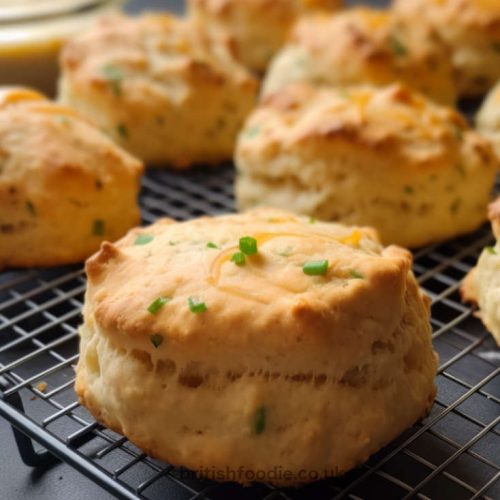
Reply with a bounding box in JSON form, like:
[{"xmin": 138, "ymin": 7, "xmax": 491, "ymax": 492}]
[{"xmin": 0, "ymin": 0, "xmax": 387, "ymax": 498}]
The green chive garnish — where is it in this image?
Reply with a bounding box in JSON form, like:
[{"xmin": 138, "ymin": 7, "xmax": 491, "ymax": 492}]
[
  {"xmin": 389, "ymin": 34, "xmax": 407, "ymax": 56},
  {"xmin": 309, "ymin": 216, "xmax": 317, "ymax": 224},
  {"xmin": 169, "ymin": 240, "xmax": 179, "ymax": 246},
  {"xmin": 239, "ymin": 236, "xmax": 257, "ymax": 255},
  {"xmin": 100, "ymin": 64, "xmax": 123, "ymax": 97},
  {"xmin": 150, "ymin": 334, "xmax": 163, "ymax": 348},
  {"xmin": 254, "ymin": 406, "xmax": 266, "ymax": 435},
  {"xmin": 485, "ymin": 246, "xmax": 497, "ymax": 255},
  {"xmin": 206, "ymin": 242, "xmax": 218, "ymax": 249},
  {"xmin": 92, "ymin": 219, "xmax": 105, "ymax": 236},
  {"xmin": 26, "ymin": 201, "xmax": 36, "ymax": 217},
  {"xmin": 350, "ymin": 269, "xmax": 365, "ymax": 279},
  {"xmin": 147, "ymin": 296, "xmax": 171, "ymax": 314},
  {"xmin": 134, "ymin": 234, "xmax": 154, "ymax": 246},
  {"xmin": 188, "ymin": 296, "xmax": 207, "ymax": 313},
  {"xmin": 404, "ymin": 185, "xmax": 414, "ymax": 194},
  {"xmin": 303, "ymin": 260, "xmax": 328, "ymax": 276},
  {"xmin": 231, "ymin": 251, "xmax": 246, "ymax": 266}
]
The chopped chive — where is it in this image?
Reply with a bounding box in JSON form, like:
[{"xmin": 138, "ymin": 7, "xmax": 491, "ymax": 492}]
[
  {"xmin": 303, "ymin": 260, "xmax": 329, "ymax": 276},
  {"xmin": 26, "ymin": 201, "xmax": 36, "ymax": 217},
  {"xmin": 92, "ymin": 219, "xmax": 105, "ymax": 236},
  {"xmin": 485, "ymin": 246, "xmax": 497, "ymax": 255},
  {"xmin": 231, "ymin": 251, "xmax": 246, "ymax": 266},
  {"xmin": 349, "ymin": 269, "xmax": 365, "ymax": 279},
  {"xmin": 403, "ymin": 185, "xmax": 414, "ymax": 194},
  {"xmin": 254, "ymin": 406, "xmax": 267, "ymax": 435},
  {"xmin": 150, "ymin": 334, "xmax": 163, "ymax": 348},
  {"xmin": 206, "ymin": 242, "xmax": 218, "ymax": 249},
  {"xmin": 243, "ymin": 125, "xmax": 260, "ymax": 138},
  {"xmin": 116, "ymin": 123, "xmax": 128, "ymax": 139},
  {"xmin": 308, "ymin": 216, "xmax": 317, "ymax": 224},
  {"xmin": 134, "ymin": 234, "xmax": 154, "ymax": 246},
  {"xmin": 169, "ymin": 240, "xmax": 180, "ymax": 246},
  {"xmin": 389, "ymin": 34, "xmax": 407, "ymax": 57},
  {"xmin": 188, "ymin": 296, "xmax": 207, "ymax": 313},
  {"xmin": 100, "ymin": 64, "xmax": 123, "ymax": 97},
  {"xmin": 147, "ymin": 296, "xmax": 171, "ymax": 314},
  {"xmin": 239, "ymin": 236, "xmax": 257, "ymax": 255}
]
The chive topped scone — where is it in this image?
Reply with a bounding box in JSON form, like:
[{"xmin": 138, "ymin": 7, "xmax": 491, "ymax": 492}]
[
  {"xmin": 477, "ymin": 81, "xmax": 500, "ymax": 158},
  {"xmin": 0, "ymin": 87, "xmax": 142, "ymax": 269},
  {"xmin": 392, "ymin": 0, "xmax": 500, "ymax": 97},
  {"xmin": 261, "ymin": 7, "xmax": 456, "ymax": 105},
  {"xmin": 461, "ymin": 198, "xmax": 500, "ymax": 346},
  {"xmin": 187, "ymin": 0, "xmax": 343, "ymax": 74},
  {"xmin": 235, "ymin": 83, "xmax": 498, "ymax": 248},
  {"xmin": 76, "ymin": 207, "xmax": 438, "ymax": 485},
  {"xmin": 58, "ymin": 14, "xmax": 258, "ymax": 168}
]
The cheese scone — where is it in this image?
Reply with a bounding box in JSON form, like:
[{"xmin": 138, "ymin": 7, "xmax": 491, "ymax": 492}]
[
  {"xmin": 187, "ymin": 0, "xmax": 343, "ymax": 74},
  {"xmin": 461, "ymin": 198, "xmax": 500, "ymax": 346},
  {"xmin": 0, "ymin": 87, "xmax": 142, "ymax": 269},
  {"xmin": 477, "ymin": 81, "xmax": 500, "ymax": 158},
  {"xmin": 392, "ymin": 0, "xmax": 500, "ymax": 97},
  {"xmin": 235, "ymin": 84, "xmax": 498, "ymax": 248},
  {"xmin": 261, "ymin": 7, "xmax": 456, "ymax": 105},
  {"xmin": 59, "ymin": 14, "xmax": 258, "ymax": 168},
  {"xmin": 76, "ymin": 208, "xmax": 438, "ymax": 485}
]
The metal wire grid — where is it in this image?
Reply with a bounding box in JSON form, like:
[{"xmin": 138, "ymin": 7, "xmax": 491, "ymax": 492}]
[{"xmin": 0, "ymin": 166, "xmax": 499, "ymax": 500}]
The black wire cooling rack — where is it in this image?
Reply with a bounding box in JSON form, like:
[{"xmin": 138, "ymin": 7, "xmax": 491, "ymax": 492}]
[{"xmin": 0, "ymin": 166, "xmax": 499, "ymax": 500}]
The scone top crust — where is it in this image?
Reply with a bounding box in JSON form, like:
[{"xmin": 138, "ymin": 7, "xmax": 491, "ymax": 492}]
[
  {"xmin": 61, "ymin": 13, "xmax": 257, "ymax": 98},
  {"xmin": 0, "ymin": 87, "xmax": 142, "ymax": 185},
  {"xmin": 280, "ymin": 7, "xmax": 456, "ymax": 104},
  {"xmin": 393, "ymin": 0, "xmax": 500, "ymax": 33},
  {"xmin": 240, "ymin": 83, "xmax": 485, "ymax": 170},
  {"xmin": 85, "ymin": 208, "xmax": 416, "ymax": 354}
]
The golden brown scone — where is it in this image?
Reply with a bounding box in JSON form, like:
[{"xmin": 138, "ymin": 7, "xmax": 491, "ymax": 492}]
[
  {"xmin": 0, "ymin": 87, "xmax": 143, "ymax": 269},
  {"xmin": 76, "ymin": 207, "xmax": 437, "ymax": 486},
  {"xmin": 235, "ymin": 83, "xmax": 498, "ymax": 248},
  {"xmin": 261, "ymin": 7, "xmax": 456, "ymax": 105},
  {"xmin": 392, "ymin": 0, "xmax": 500, "ymax": 97},
  {"xmin": 58, "ymin": 14, "xmax": 258, "ymax": 168},
  {"xmin": 477, "ymin": 80, "xmax": 500, "ymax": 158},
  {"xmin": 187, "ymin": 0, "xmax": 343, "ymax": 74},
  {"xmin": 461, "ymin": 198, "xmax": 500, "ymax": 346}
]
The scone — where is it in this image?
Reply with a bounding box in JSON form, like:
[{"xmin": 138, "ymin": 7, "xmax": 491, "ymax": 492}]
[
  {"xmin": 59, "ymin": 14, "xmax": 258, "ymax": 168},
  {"xmin": 235, "ymin": 83, "xmax": 498, "ymax": 248},
  {"xmin": 0, "ymin": 87, "xmax": 143, "ymax": 269},
  {"xmin": 477, "ymin": 81, "xmax": 500, "ymax": 158},
  {"xmin": 261, "ymin": 7, "xmax": 456, "ymax": 105},
  {"xmin": 76, "ymin": 207, "xmax": 438, "ymax": 485},
  {"xmin": 392, "ymin": 0, "xmax": 500, "ymax": 97},
  {"xmin": 187, "ymin": 0, "xmax": 343, "ymax": 74},
  {"xmin": 461, "ymin": 198, "xmax": 500, "ymax": 346}
]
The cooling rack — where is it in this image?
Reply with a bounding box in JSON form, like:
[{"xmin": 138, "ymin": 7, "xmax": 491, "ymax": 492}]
[{"xmin": 0, "ymin": 166, "xmax": 499, "ymax": 500}]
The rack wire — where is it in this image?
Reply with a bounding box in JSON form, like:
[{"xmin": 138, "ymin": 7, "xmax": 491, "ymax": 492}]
[{"xmin": 0, "ymin": 166, "xmax": 499, "ymax": 499}]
